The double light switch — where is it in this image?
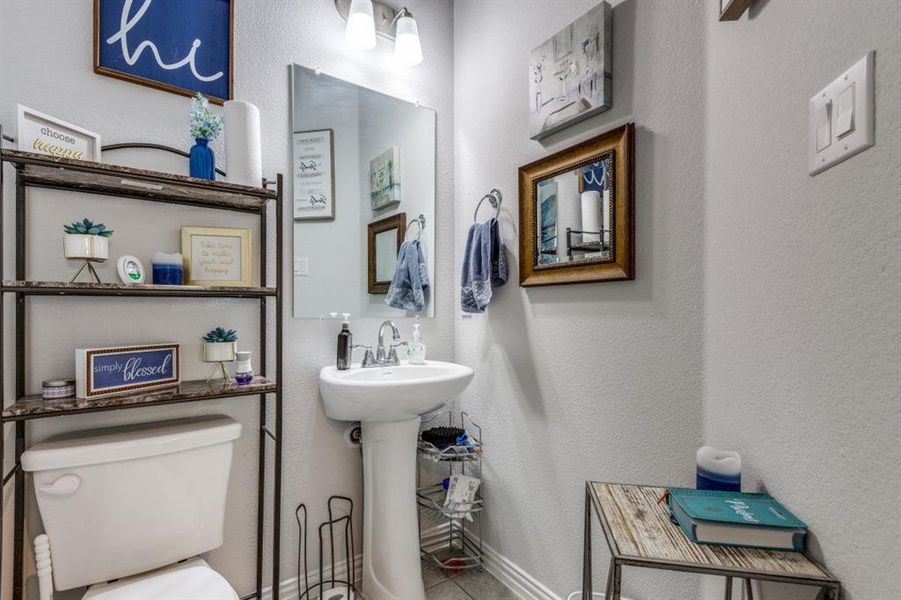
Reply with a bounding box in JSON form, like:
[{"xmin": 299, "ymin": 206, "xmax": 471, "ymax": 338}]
[{"xmin": 808, "ymin": 51, "xmax": 874, "ymax": 176}]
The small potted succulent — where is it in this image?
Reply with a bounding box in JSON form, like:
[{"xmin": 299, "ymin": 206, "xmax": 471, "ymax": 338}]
[
  {"xmin": 189, "ymin": 93, "xmax": 223, "ymax": 181},
  {"xmin": 202, "ymin": 327, "xmax": 238, "ymax": 363},
  {"xmin": 63, "ymin": 218, "xmax": 113, "ymax": 261}
]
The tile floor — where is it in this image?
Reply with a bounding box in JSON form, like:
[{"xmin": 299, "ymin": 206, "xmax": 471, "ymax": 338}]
[{"xmin": 422, "ymin": 559, "xmax": 518, "ymax": 599}]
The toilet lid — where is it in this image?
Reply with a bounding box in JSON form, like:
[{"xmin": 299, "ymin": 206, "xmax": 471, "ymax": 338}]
[{"xmin": 82, "ymin": 557, "xmax": 238, "ymax": 600}]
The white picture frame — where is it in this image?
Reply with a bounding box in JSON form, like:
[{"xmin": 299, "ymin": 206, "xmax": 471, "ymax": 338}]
[
  {"xmin": 17, "ymin": 104, "xmax": 102, "ymax": 162},
  {"xmin": 293, "ymin": 129, "xmax": 335, "ymax": 221}
]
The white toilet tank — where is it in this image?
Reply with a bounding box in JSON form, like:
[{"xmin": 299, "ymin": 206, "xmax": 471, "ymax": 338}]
[{"xmin": 21, "ymin": 415, "xmax": 241, "ymax": 591}]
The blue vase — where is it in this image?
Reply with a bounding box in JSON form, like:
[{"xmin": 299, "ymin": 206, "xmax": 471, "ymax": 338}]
[{"xmin": 189, "ymin": 138, "xmax": 215, "ymax": 180}]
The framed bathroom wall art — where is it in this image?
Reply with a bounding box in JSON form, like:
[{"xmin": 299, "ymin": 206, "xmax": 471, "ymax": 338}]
[
  {"xmin": 94, "ymin": 0, "xmax": 233, "ymax": 103},
  {"xmin": 17, "ymin": 105, "xmax": 102, "ymax": 162},
  {"xmin": 293, "ymin": 129, "xmax": 335, "ymax": 221},
  {"xmin": 529, "ymin": 1, "xmax": 612, "ymax": 141},
  {"xmin": 76, "ymin": 343, "xmax": 180, "ymax": 398},
  {"xmin": 370, "ymin": 146, "xmax": 402, "ymax": 211},
  {"xmin": 719, "ymin": 0, "xmax": 753, "ymax": 21},
  {"xmin": 180, "ymin": 226, "xmax": 252, "ymax": 286}
]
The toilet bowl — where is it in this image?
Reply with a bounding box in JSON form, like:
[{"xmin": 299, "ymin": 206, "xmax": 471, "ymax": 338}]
[{"xmin": 21, "ymin": 415, "xmax": 242, "ymax": 597}]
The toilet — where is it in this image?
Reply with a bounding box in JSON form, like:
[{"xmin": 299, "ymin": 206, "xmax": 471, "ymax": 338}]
[{"xmin": 21, "ymin": 415, "xmax": 242, "ymax": 599}]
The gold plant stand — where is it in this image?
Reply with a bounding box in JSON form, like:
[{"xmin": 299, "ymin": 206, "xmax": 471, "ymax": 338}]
[{"xmin": 69, "ymin": 259, "xmax": 103, "ymax": 283}]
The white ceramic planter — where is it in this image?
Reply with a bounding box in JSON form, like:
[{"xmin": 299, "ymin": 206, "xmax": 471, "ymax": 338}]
[
  {"xmin": 63, "ymin": 234, "xmax": 109, "ymax": 261},
  {"xmin": 203, "ymin": 342, "xmax": 237, "ymax": 363}
]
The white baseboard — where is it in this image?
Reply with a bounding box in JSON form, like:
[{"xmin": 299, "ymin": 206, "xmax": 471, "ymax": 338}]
[
  {"xmin": 261, "ymin": 524, "xmax": 632, "ymax": 600},
  {"xmin": 260, "ymin": 551, "xmax": 362, "ymax": 600}
]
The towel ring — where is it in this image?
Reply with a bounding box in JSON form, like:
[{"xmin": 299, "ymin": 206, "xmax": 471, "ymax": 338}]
[
  {"xmin": 474, "ymin": 188, "xmax": 502, "ymax": 222},
  {"xmin": 405, "ymin": 214, "xmax": 426, "ymax": 241}
]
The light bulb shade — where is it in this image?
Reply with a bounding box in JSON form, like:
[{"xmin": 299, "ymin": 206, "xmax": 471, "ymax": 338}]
[
  {"xmin": 345, "ymin": 0, "xmax": 377, "ymax": 51},
  {"xmin": 394, "ymin": 15, "xmax": 423, "ymax": 66}
]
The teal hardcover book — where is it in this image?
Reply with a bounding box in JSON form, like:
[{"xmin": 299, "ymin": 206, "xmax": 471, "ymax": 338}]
[{"xmin": 667, "ymin": 488, "xmax": 808, "ymax": 551}]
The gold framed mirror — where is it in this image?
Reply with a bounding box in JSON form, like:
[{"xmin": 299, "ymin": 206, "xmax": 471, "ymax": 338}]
[{"xmin": 518, "ymin": 123, "xmax": 634, "ymax": 286}]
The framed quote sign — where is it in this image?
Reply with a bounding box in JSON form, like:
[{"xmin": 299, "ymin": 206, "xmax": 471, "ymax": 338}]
[
  {"xmin": 76, "ymin": 343, "xmax": 180, "ymax": 398},
  {"xmin": 17, "ymin": 105, "xmax": 102, "ymax": 162},
  {"xmin": 181, "ymin": 226, "xmax": 252, "ymax": 286},
  {"xmin": 293, "ymin": 129, "xmax": 335, "ymax": 221},
  {"xmin": 94, "ymin": 0, "xmax": 233, "ymax": 103}
]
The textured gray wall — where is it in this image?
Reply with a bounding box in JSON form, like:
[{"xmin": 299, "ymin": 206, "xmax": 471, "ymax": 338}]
[
  {"xmin": 703, "ymin": 1, "xmax": 901, "ymax": 598},
  {"xmin": 454, "ymin": 1, "xmax": 707, "ymax": 598}
]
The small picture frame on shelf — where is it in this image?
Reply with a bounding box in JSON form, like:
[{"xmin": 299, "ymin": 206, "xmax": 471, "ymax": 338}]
[
  {"xmin": 17, "ymin": 104, "xmax": 102, "ymax": 162},
  {"xmin": 180, "ymin": 226, "xmax": 252, "ymax": 286},
  {"xmin": 116, "ymin": 255, "xmax": 146, "ymax": 284}
]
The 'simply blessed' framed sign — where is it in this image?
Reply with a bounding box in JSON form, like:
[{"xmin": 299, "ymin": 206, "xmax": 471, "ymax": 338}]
[
  {"xmin": 94, "ymin": 0, "xmax": 233, "ymax": 103},
  {"xmin": 76, "ymin": 343, "xmax": 180, "ymax": 398},
  {"xmin": 293, "ymin": 129, "xmax": 335, "ymax": 221},
  {"xmin": 181, "ymin": 226, "xmax": 252, "ymax": 286}
]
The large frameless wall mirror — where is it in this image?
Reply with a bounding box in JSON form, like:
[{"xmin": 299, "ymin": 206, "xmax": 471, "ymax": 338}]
[{"xmin": 291, "ymin": 65, "xmax": 436, "ymax": 319}]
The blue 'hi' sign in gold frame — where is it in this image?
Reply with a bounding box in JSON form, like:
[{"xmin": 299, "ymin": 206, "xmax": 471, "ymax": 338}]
[{"xmin": 94, "ymin": 0, "xmax": 233, "ymax": 103}]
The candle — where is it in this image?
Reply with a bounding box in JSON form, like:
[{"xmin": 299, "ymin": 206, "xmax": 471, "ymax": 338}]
[
  {"xmin": 152, "ymin": 252, "xmax": 184, "ymax": 285},
  {"xmin": 696, "ymin": 446, "xmax": 742, "ymax": 492}
]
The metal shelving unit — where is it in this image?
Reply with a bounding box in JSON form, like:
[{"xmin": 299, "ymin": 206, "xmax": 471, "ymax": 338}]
[
  {"xmin": 417, "ymin": 411, "xmax": 484, "ymax": 572},
  {"xmin": 0, "ymin": 140, "xmax": 284, "ymax": 600}
]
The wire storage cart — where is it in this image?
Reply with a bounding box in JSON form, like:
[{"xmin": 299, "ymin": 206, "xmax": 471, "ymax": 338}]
[{"xmin": 417, "ymin": 411, "xmax": 483, "ymax": 572}]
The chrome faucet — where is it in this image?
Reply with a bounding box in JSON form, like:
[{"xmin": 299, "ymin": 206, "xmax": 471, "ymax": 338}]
[{"xmin": 367, "ymin": 320, "xmax": 405, "ymax": 367}]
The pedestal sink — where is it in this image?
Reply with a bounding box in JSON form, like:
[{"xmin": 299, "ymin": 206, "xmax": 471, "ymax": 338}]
[{"xmin": 319, "ymin": 361, "xmax": 474, "ymax": 600}]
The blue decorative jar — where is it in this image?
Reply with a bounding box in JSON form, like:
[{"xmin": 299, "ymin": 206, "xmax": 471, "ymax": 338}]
[{"xmin": 189, "ymin": 138, "xmax": 215, "ymax": 180}]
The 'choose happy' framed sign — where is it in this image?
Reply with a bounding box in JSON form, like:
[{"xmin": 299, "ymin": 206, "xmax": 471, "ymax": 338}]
[{"xmin": 94, "ymin": 0, "xmax": 233, "ymax": 103}]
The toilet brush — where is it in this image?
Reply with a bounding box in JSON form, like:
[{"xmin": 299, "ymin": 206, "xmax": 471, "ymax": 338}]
[{"xmin": 34, "ymin": 534, "xmax": 54, "ymax": 600}]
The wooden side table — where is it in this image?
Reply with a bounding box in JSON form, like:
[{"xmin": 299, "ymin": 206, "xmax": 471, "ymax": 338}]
[{"xmin": 581, "ymin": 482, "xmax": 842, "ymax": 600}]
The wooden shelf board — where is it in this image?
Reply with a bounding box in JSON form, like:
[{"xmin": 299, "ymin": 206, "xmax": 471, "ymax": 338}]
[
  {"xmin": 1, "ymin": 149, "xmax": 275, "ymax": 212},
  {"xmin": 1, "ymin": 377, "xmax": 276, "ymax": 422},
  {"xmin": 1, "ymin": 280, "xmax": 277, "ymax": 298}
]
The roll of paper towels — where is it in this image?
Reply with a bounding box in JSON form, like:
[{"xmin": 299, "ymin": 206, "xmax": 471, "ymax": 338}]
[
  {"xmin": 580, "ymin": 191, "xmax": 601, "ymax": 243},
  {"xmin": 224, "ymin": 100, "xmax": 262, "ymax": 187}
]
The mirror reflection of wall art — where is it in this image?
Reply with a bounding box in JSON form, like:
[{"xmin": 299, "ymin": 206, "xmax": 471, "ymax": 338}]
[
  {"xmin": 370, "ymin": 146, "xmax": 402, "ymax": 211},
  {"xmin": 180, "ymin": 226, "xmax": 252, "ymax": 286},
  {"xmin": 529, "ymin": 1, "xmax": 612, "ymax": 141},
  {"xmin": 293, "ymin": 129, "xmax": 335, "ymax": 221},
  {"xmin": 519, "ymin": 123, "xmax": 633, "ymax": 286},
  {"xmin": 538, "ymin": 180, "xmax": 558, "ymax": 265},
  {"xmin": 368, "ymin": 213, "xmax": 405, "ymax": 294}
]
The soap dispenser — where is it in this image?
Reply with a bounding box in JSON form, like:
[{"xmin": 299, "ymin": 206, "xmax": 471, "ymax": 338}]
[
  {"xmin": 336, "ymin": 313, "xmax": 353, "ymax": 370},
  {"xmin": 408, "ymin": 321, "xmax": 427, "ymax": 365}
]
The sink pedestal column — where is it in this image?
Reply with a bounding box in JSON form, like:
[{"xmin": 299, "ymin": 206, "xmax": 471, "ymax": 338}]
[{"xmin": 361, "ymin": 417, "xmax": 426, "ymax": 600}]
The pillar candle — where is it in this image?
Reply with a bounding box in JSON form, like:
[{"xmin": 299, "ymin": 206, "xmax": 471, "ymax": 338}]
[{"xmin": 696, "ymin": 446, "xmax": 742, "ymax": 492}]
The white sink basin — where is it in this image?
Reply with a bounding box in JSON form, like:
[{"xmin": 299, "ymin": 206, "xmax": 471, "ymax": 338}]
[
  {"xmin": 319, "ymin": 360, "xmax": 474, "ymax": 422},
  {"xmin": 318, "ymin": 359, "xmax": 474, "ymax": 600}
]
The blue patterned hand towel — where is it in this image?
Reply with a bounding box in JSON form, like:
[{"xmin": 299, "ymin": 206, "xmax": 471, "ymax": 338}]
[
  {"xmin": 385, "ymin": 240, "xmax": 429, "ymax": 312},
  {"xmin": 461, "ymin": 218, "xmax": 508, "ymax": 313}
]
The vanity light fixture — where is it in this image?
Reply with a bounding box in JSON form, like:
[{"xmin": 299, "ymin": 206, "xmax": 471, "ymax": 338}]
[
  {"xmin": 344, "ymin": 0, "xmax": 377, "ymax": 50},
  {"xmin": 335, "ymin": 0, "xmax": 424, "ymax": 66}
]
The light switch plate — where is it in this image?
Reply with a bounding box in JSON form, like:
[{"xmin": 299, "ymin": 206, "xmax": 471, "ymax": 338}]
[
  {"xmin": 809, "ymin": 51, "xmax": 874, "ymax": 176},
  {"xmin": 294, "ymin": 257, "xmax": 309, "ymax": 276}
]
